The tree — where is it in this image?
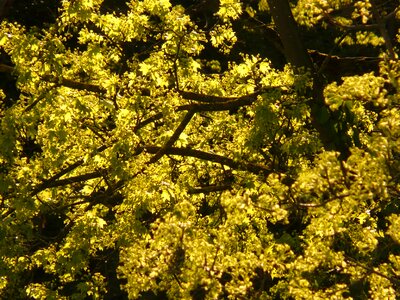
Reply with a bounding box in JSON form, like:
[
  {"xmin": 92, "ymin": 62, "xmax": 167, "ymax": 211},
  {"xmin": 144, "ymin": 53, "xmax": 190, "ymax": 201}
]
[{"xmin": 0, "ymin": 0, "xmax": 399, "ymax": 298}]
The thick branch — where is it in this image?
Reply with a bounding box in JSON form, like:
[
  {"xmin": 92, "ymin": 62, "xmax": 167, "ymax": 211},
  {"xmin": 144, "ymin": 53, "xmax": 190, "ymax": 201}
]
[
  {"xmin": 0, "ymin": 63, "xmax": 14, "ymax": 73},
  {"xmin": 179, "ymin": 91, "xmax": 241, "ymax": 103},
  {"xmin": 134, "ymin": 112, "xmax": 164, "ymax": 132},
  {"xmin": 31, "ymin": 170, "xmax": 105, "ymax": 195},
  {"xmin": 177, "ymin": 94, "xmax": 257, "ymax": 112},
  {"xmin": 180, "ymin": 86, "xmax": 284, "ymax": 105},
  {"xmin": 177, "ymin": 89, "xmax": 284, "ymax": 112},
  {"xmin": 143, "ymin": 146, "xmax": 271, "ymax": 175},
  {"xmin": 43, "ymin": 75, "xmax": 107, "ymax": 94},
  {"xmin": 188, "ymin": 185, "xmax": 232, "ymax": 194},
  {"xmin": 31, "ymin": 145, "xmax": 108, "ymax": 196},
  {"xmin": 0, "ymin": 64, "xmax": 106, "ymax": 93},
  {"xmin": 0, "ymin": 63, "xmax": 283, "ymax": 114},
  {"xmin": 148, "ymin": 109, "xmax": 196, "ymax": 163}
]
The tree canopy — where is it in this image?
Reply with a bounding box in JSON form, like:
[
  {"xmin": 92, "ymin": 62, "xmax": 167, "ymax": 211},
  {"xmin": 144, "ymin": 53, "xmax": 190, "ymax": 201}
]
[{"xmin": 0, "ymin": 0, "xmax": 399, "ymax": 299}]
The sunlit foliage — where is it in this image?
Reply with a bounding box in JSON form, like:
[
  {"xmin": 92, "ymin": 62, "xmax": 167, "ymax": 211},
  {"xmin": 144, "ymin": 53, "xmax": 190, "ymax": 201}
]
[{"xmin": 0, "ymin": 0, "xmax": 399, "ymax": 298}]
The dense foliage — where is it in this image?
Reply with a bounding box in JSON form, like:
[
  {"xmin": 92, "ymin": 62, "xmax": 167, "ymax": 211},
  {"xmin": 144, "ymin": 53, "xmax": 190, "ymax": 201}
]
[{"xmin": 0, "ymin": 0, "xmax": 399, "ymax": 298}]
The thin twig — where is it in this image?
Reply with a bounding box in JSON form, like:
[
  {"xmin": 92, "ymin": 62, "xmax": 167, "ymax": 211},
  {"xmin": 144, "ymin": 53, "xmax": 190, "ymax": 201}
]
[{"xmin": 323, "ymin": 13, "xmax": 380, "ymax": 31}]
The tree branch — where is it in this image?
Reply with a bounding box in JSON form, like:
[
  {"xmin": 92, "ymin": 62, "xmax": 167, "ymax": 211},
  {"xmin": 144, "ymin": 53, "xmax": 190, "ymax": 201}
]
[
  {"xmin": 31, "ymin": 145, "xmax": 108, "ymax": 196},
  {"xmin": 179, "ymin": 87, "xmax": 285, "ymax": 106},
  {"xmin": 32, "ymin": 170, "xmax": 105, "ymax": 194},
  {"xmin": 1, "ymin": 63, "xmax": 285, "ymax": 115},
  {"xmin": 133, "ymin": 112, "xmax": 164, "ymax": 132},
  {"xmin": 0, "ymin": 63, "xmax": 14, "ymax": 73},
  {"xmin": 179, "ymin": 91, "xmax": 241, "ymax": 103},
  {"xmin": 43, "ymin": 75, "xmax": 107, "ymax": 94},
  {"xmin": 322, "ymin": 5, "xmax": 399, "ymax": 34},
  {"xmin": 345, "ymin": 255, "xmax": 400, "ymax": 287},
  {"xmin": 143, "ymin": 146, "xmax": 271, "ymax": 174},
  {"xmin": 148, "ymin": 109, "xmax": 196, "ymax": 163},
  {"xmin": 188, "ymin": 185, "xmax": 232, "ymax": 194},
  {"xmin": 323, "ymin": 14, "xmax": 380, "ymax": 31},
  {"xmin": 0, "ymin": 64, "xmax": 107, "ymax": 94},
  {"xmin": 177, "ymin": 95, "xmax": 257, "ymax": 112},
  {"xmin": 177, "ymin": 89, "xmax": 281, "ymax": 112}
]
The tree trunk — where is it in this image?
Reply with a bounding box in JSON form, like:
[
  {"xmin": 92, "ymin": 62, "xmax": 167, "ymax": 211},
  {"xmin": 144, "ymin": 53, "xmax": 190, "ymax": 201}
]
[
  {"xmin": 0, "ymin": 0, "xmax": 14, "ymax": 20},
  {"xmin": 267, "ymin": 0, "xmax": 313, "ymax": 69},
  {"xmin": 267, "ymin": 0, "xmax": 352, "ymax": 159}
]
